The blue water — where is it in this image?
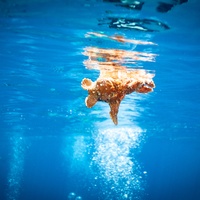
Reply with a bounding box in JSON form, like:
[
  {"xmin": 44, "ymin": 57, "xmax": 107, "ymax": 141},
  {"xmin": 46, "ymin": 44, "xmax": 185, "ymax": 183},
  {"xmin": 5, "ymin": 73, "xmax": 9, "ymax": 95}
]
[{"xmin": 0, "ymin": 0, "xmax": 200, "ymax": 200}]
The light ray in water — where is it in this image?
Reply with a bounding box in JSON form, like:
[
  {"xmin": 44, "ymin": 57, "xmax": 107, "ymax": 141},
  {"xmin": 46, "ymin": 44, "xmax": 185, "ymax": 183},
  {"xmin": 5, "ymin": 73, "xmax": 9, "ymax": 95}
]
[
  {"xmin": 6, "ymin": 133, "xmax": 25, "ymax": 200},
  {"xmin": 91, "ymin": 126, "xmax": 146, "ymax": 199},
  {"xmin": 5, "ymin": 93, "xmax": 28, "ymax": 200}
]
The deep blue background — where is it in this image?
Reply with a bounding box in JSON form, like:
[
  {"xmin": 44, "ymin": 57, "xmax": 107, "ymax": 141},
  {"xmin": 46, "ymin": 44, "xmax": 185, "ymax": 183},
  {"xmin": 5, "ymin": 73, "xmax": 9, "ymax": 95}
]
[{"xmin": 0, "ymin": 0, "xmax": 200, "ymax": 200}]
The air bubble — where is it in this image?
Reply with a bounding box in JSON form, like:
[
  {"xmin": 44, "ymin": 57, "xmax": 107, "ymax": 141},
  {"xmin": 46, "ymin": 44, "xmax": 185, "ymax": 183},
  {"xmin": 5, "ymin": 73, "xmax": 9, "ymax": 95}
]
[
  {"xmin": 68, "ymin": 192, "xmax": 76, "ymax": 199},
  {"xmin": 75, "ymin": 196, "xmax": 82, "ymax": 200}
]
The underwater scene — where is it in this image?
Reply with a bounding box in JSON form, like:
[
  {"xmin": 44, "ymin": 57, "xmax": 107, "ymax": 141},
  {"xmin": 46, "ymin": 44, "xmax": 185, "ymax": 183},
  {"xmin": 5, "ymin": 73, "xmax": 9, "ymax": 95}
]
[{"xmin": 0, "ymin": 0, "xmax": 200, "ymax": 200}]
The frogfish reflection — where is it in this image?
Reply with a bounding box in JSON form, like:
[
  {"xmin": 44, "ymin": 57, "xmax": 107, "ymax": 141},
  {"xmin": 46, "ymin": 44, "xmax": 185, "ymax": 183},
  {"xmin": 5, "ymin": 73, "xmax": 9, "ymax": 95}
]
[{"xmin": 81, "ymin": 33, "xmax": 157, "ymax": 125}]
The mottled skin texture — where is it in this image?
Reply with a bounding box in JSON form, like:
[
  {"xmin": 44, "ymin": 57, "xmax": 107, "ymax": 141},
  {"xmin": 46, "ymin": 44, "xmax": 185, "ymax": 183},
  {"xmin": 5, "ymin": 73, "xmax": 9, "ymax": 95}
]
[{"xmin": 81, "ymin": 69, "xmax": 155, "ymax": 125}]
